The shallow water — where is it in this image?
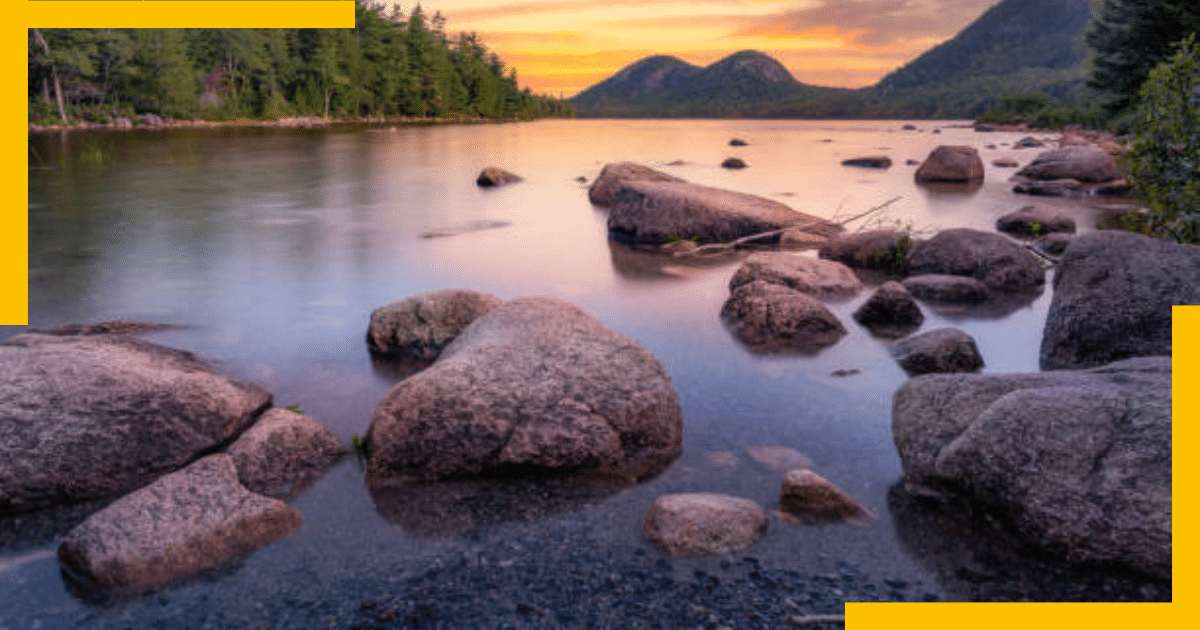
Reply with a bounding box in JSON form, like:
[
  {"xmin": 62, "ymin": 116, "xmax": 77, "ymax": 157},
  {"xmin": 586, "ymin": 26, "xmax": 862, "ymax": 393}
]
[{"xmin": 7, "ymin": 119, "xmax": 1163, "ymax": 625}]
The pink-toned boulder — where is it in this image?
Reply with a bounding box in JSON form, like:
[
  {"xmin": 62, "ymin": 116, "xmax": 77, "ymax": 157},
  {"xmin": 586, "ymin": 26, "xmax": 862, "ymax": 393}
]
[
  {"xmin": 779, "ymin": 469, "xmax": 870, "ymax": 523},
  {"xmin": 915, "ymin": 146, "xmax": 984, "ymax": 184},
  {"xmin": 228, "ymin": 408, "xmax": 342, "ymax": 498},
  {"xmin": 729, "ymin": 252, "xmax": 862, "ymax": 298},
  {"xmin": 721, "ymin": 281, "xmax": 847, "ymax": 351}
]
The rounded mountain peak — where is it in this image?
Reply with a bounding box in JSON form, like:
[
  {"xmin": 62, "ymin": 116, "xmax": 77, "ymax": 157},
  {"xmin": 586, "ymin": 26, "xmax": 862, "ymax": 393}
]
[{"xmin": 707, "ymin": 50, "xmax": 796, "ymax": 83}]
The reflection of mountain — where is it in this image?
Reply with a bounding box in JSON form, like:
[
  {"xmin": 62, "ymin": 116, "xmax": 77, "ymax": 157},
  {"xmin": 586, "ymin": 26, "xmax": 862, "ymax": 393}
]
[
  {"xmin": 571, "ymin": 0, "xmax": 1093, "ymax": 119},
  {"xmin": 886, "ymin": 483, "xmax": 1169, "ymax": 601}
]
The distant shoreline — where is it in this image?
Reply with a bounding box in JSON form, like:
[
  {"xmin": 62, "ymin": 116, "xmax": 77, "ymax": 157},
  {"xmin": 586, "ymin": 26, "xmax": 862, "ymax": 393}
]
[{"xmin": 28, "ymin": 114, "xmax": 547, "ymax": 134}]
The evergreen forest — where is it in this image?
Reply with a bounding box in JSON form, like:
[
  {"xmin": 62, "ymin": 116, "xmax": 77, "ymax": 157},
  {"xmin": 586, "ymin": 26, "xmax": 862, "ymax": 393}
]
[{"xmin": 28, "ymin": 1, "xmax": 575, "ymax": 126}]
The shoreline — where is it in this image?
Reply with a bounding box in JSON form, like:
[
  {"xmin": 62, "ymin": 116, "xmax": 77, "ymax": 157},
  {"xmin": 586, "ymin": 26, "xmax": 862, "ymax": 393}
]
[{"xmin": 28, "ymin": 114, "xmax": 549, "ymax": 134}]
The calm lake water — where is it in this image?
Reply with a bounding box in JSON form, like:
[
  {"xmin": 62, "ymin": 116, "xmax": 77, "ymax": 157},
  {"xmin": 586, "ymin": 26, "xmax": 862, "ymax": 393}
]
[{"xmin": 7, "ymin": 120, "xmax": 1162, "ymax": 625}]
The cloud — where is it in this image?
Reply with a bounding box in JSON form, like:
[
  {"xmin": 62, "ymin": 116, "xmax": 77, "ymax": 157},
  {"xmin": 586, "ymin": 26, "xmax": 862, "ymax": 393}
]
[
  {"xmin": 736, "ymin": 0, "xmax": 1001, "ymax": 49},
  {"xmin": 446, "ymin": 0, "xmax": 733, "ymax": 23}
]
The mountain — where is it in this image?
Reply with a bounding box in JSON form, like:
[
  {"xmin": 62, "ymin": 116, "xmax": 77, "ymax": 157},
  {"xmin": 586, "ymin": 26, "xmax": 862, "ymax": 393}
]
[{"xmin": 570, "ymin": 0, "xmax": 1094, "ymax": 118}]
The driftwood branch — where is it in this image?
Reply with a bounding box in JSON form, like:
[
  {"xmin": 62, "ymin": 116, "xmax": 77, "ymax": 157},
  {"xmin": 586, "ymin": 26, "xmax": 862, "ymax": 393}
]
[
  {"xmin": 785, "ymin": 613, "xmax": 847, "ymax": 627},
  {"xmin": 674, "ymin": 197, "xmax": 901, "ymax": 257}
]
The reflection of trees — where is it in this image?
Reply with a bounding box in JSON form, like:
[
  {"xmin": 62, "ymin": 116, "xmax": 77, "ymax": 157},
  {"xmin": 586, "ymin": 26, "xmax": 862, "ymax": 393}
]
[{"xmin": 886, "ymin": 482, "xmax": 1169, "ymax": 601}]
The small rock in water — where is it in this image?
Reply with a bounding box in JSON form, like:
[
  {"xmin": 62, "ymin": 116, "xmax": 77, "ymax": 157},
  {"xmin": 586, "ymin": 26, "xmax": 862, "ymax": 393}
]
[
  {"xmin": 779, "ymin": 469, "xmax": 871, "ymax": 524},
  {"xmin": 476, "ymin": 167, "xmax": 523, "ymax": 187},
  {"xmin": 644, "ymin": 493, "xmax": 768, "ymax": 556},
  {"xmin": 891, "ymin": 328, "xmax": 984, "ymax": 375},
  {"xmin": 729, "ymin": 138, "xmax": 749, "ymax": 146},
  {"xmin": 721, "ymin": 157, "xmax": 747, "ymax": 169}
]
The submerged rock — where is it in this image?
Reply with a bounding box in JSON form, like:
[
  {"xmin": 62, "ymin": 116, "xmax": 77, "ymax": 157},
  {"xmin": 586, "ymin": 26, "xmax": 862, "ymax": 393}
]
[
  {"xmin": 366, "ymin": 289, "xmax": 503, "ymax": 362},
  {"xmin": 721, "ymin": 281, "xmax": 847, "ymax": 351},
  {"xmin": 57, "ymin": 455, "xmax": 302, "ymax": 592},
  {"xmin": 644, "ymin": 493, "xmax": 768, "ymax": 556},
  {"xmin": 779, "ymin": 469, "xmax": 870, "ymax": 524},
  {"xmin": 746, "ymin": 446, "xmax": 814, "ymax": 473},
  {"xmin": 589, "ymin": 162, "xmax": 841, "ymax": 246},
  {"xmin": 0, "ymin": 334, "xmax": 271, "ymax": 515},
  {"xmin": 1040, "ymin": 231, "xmax": 1200, "ymax": 370},
  {"xmin": 892, "ymin": 357, "xmax": 1171, "ymax": 578},
  {"xmin": 367, "ymin": 297, "xmax": 683, "ymax": 483}
]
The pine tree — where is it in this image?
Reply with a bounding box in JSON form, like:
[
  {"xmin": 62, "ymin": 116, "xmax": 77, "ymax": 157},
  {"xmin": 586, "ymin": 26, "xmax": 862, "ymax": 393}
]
[{"xmin": 1087, "ymin": 0, "xmax": 1200, "ymax": 114}]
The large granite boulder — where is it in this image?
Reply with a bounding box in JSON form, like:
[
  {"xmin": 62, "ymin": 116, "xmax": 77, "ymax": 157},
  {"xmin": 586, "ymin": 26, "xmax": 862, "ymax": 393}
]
[
  {"xmin": 892, "ymin": 357, "xmax": 1171, "ymax": 578},
  {"xmin": 1014, "ymin": 145, "xmax": 1121, "ymax": 183},
  {"xmin": 891, "ymin": 328, "xmax": 984, "ymax": 375},
  {"xmin": 818, "ymin": 229, "xmax": 913, "ymax": 272},
  {"xmin": 995, "ymin": 205, "xmax": 1076, "ymax": 238},
  {"xmin": 728, "ymin": 252, "xmax": 862, "ymax": 298},
  {"xmin": 57, "ymin": 455, "xmax": 302, "ymax": 592},
  {"xmin": 906, "ymin": 228, "xmax": 1045, "ymax": 292},
  {"xmin": 644, "ymin": 493, "xmax": 768, "ymax": 556},
  {"xmin": 914, "ymin": 146, "xmax": 984, "ymax": 184},
  {"xmin": 0, "ymin": 334, "xmax": 272, "ymax": 515},
  {"xmin": 366, "ymin": 297, "xmax": 683, "ymax": 483},
  {"xmin": 1040, "ymin": 231, "xmax": 1200, "ymax": 370},
  {"xmin": 228, "ymin": 408, "xmax": 342, "ymax": 498},
  {"xmin": 366, "ymin": 289, "xmax": 503, "ymax": 362},
  {"xmin": 721, "ymin": 281, "xmax": 847, "ymax": 351},
  {"xmin": 589, "ymin": 162, "xmax": 842, "ymax": 245}
]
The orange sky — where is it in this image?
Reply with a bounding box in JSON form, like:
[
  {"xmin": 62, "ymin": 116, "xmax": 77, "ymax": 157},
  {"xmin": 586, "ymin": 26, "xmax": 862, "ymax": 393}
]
[{"xmin": 415, "ymin": 0, "xmax": 1006, "ymax": 97}]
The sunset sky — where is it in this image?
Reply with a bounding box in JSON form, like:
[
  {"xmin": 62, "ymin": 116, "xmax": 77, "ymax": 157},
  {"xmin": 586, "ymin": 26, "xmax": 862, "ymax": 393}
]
[{"xmin": 418, "ymin": 0, "xmax": 1006, "ymax": 97}]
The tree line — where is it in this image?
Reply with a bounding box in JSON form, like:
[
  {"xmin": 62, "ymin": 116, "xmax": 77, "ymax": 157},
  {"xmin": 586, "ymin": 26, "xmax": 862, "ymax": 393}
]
[{"xmin": 28, "ymin": 1, "xmax": 574, "ymax": 126}]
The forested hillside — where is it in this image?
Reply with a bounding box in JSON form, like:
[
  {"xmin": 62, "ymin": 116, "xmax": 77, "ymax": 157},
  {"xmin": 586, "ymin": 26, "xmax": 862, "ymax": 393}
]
[{"xmin": 28, "ymin": 1, "xmax": 573, "ymax": 126}]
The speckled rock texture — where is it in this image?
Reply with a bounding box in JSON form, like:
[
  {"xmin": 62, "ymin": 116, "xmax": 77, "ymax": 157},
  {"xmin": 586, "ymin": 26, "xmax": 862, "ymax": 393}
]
[
  {"xmin": 891, "ymin": 328, "xmax": 984, "ymax": 375},
  {"xmin": 228, "ymin": 408, "xmax": 342, "ymax": 498},
  {"xmin": 721, "ymin": 281, "xmax": 847, "ymax": 351},
  {"xmin": 728, "ymin": 253, "xmax": 863, "ymax": 298},
  {"xmin": 644, "ymin": 493, "xmax": 768, "ymax": 556},
  {"xmin": 914, "ymin": 146, "xmax": 984, "ymax": 184},
  {"xmin": 905, "ymin": 228, "xmax": 1045, "ymax": 292},
  {"xmin": 366, "ymin": 289, "xmax": 503, "ymax": 362}
]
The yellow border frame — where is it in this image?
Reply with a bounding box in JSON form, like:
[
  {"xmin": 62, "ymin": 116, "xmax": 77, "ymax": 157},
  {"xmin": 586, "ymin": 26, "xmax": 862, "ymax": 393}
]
[{"xmin": 10, "ymin": 3, "xmax": 1193, "ymax": 629}]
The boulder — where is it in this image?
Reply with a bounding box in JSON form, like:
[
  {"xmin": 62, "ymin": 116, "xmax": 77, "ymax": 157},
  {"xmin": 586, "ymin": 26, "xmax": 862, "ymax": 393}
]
[
  {"xmin": 729, "ymin": 138, "xmax": 749, "ymax": 146},
  {"xmin": 905, "ymin": 228, "xmax": 1045, "ymax": 292},
  {"xmin": 721, "ymin": 157, "xmax": 747, "ymax": 169},
  {"xmin": 853, "ymin": 281, "xmax": 924, "ymax": 338},
  {"xmin": 914, "ymin": 146, "xmax": 984, "ymax": 184},
  {"xmin": 818, "ymin": 230, "xmax": 912, "ymax": 272},
  {"xmin": 0, "ymin": 334, "xmax": 271, "ymax": 515},
  {"xmin": 841, "ymin": 156, "xmax": 892, "ymax": 168},
  {"xmin": 1040, "ymin": 231, "xmax": 1200, "ymax": 370},
  {"xmin": 1014, "ymin": 145, "xmax": 1120, "ymax": 183},
  {"xmin": 590, "ymin": 162, "xmax": 841, "ymax": 245},
  {"xmin": 901, "ymin": 274, "xmax": 989, "ymax": 303},
  {"xmin": 728, "ymin": 252, "xmax": 862, "ymax": 298},
  {"xmin": 367, "ymin": 297, "xmax": 683, "ymax": 483},
  {"xmin": 228, "ymin": 408, "xmax": 342, "ymax": 497},
  {"xmin": 1012, "ymin": 178, "xmax": 1084, "ymax": 197},
  {"xmin": 779, "ymin": 469, "xmax": 870, "ymax": 523},
  {"xmin": 366, "ymin": 289, "xmax": 503, "ymax": 362},
  {"xmin": 643, "ymin": 493, "xmax": 768, "ymax": 556},
  {"xmin": 57, "ymin": 455, "xmax": 302, "ymax": 592},
  {"xmin": 747, "ymin": 446, "xmax": 814, "ymax": 473},
  {"xmin": 721, "ymin": 281, "xmax": 847, "ymax": 351},
  {"xmin": 995, "ymin": 205, "xmax": 1076, "ymax": 238},
  {"xmin": 891, "ymin": 328, "xmax": 984, "ymax": 375},
  {"xmin": 476, "ymin": 167, "xmax": 523, "ymax": 187},
  {"xmin": 891, "ymin": 357, "xmax": 1171, "ymax": 578},
  {"xmin": 1014, "ymin": 136, "xmax": 1045, "ymax": 149},
  {"xmin": 992, "ymin": 157, "xmax": 1019, "ymax": 168}
]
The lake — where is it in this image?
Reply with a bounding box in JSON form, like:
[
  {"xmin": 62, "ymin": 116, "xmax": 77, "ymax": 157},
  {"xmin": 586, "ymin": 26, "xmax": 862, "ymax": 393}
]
[{"xmin": 6, "ymin": 119, "xmax": 1165, "ymax": 627}]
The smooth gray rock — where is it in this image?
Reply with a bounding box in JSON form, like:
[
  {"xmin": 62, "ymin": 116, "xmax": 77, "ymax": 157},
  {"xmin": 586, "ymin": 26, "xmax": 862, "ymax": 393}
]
[
  {"xmin": 1015, "ymin": 145, "xmax": 1120, "ymax": 183},
  {"xmin": 891, "ymin": 328, "xmax": 984, "ymax": 375},
  {"xmin": 721, "ymin": 281, "xmax": 847, "ymax": 351},
  {"xmin": 915, "ymin": 146, "xmax": 984, "ymax": 184},
  {"xmin": 0, "ymin": 334, "xmax": 271, "ymax": 515},
  {"xmin": 367, "ymin": 297, "xmax": 683, "ymax": 483},
  {"xmin": 644, "ymin": 493, "xmax": 768, "ymax": 556},
  {"xmin": 589, "ymin": 162, "xmax": 842, "ymax": 245},
  {"xmin": 728, "ymin": 252, "xmax": 862, "ymax": 298},
  {"xmin": 995, "ymin": 205, "xmax": 1076, "ymax": 238},
  {"xmin": 228, "ymin": 408, "xmax": 342, "ymax": 498},
  {"xmin": 818, "ymin": 229, "xmax": 913, "ymax": 271},
  {"xmin": 476, "ymin": 167, "xmax": 523, "ymax": 187},
  {"xmin": 891, "ymin": 357, "xmax": 1171, "ymax": 578},
  {"xmin": 905, "ymin": 228, "xmax": 1045, "ymax": 292},
  {"xmin": 1040, "ymin": 231, "xmax": 1200, "ymax": 369},
  {"xmin": 902, "ymin": 274, "xmax": 989, "ymax": 303},
  {"xmin": 366, "ymin": 289, "xmax": 503, "ymax": 362},
  {"xmin": 57, "ymin": 455, "xmax": 302, "ymax": 592},
  {"xmin": 853, "ymin": 281, "xmax": 923, "ymax": 338}
]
